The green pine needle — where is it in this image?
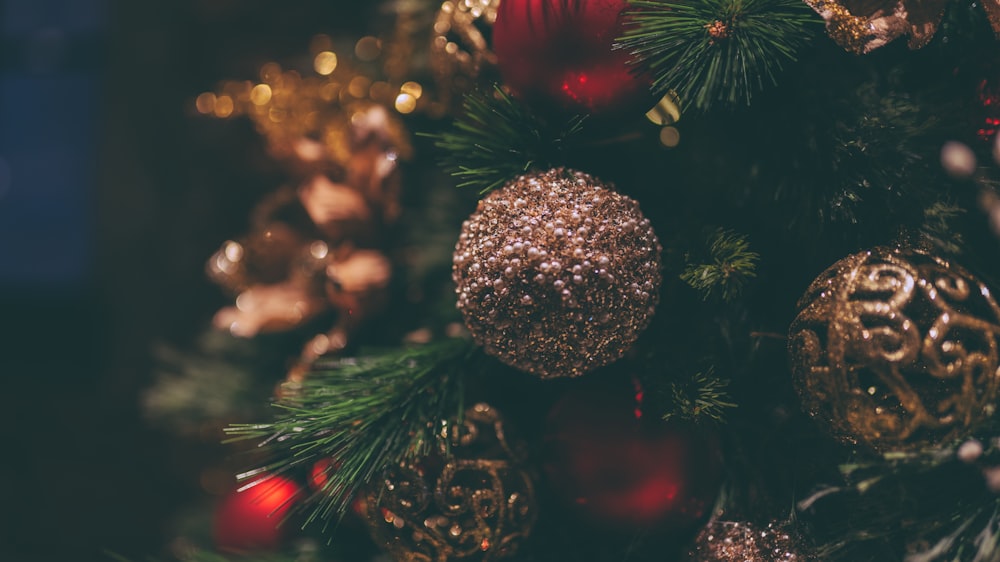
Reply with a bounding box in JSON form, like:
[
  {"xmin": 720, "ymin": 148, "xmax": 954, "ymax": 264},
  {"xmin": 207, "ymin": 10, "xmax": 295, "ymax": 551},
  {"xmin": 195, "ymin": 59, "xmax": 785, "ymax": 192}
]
[
  {"xmin": 803, "ymin": 440, "xmax": 1000, "ymax": 562},
  {"xmin": 919, "ymin": 201, "xmax": 966, "ymax": 256},
  {"xmin": 661, "ymin": 367, "xmax": 736, "ymax": 423},
  {"xmin": 620, "ymin": 0, "xmax": 817, "ymax": 111},
  {"xmin": 681, "ymin": 228, "xmax": 759, "ymax": 302},
  {"xmin": 423, "ymin": 85, "xmax": 585, "ymax": 194},
  {"xmin": 225, "ymin": 338, "xmax": 477, "ymax": 530}
]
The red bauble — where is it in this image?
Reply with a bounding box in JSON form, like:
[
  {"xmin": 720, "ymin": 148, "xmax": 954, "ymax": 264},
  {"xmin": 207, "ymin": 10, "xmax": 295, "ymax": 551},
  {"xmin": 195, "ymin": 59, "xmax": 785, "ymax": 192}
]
[
  {"xmin": 213, "ymin": 475, "xmax": 304, "ymax": 553},
  {"xmin": 543, "ymin": 376, "xmax": 723, "ymax": 533},
  {"xmin": 493, "ymin": 0, "xmax": 652, "ymax": 116}
]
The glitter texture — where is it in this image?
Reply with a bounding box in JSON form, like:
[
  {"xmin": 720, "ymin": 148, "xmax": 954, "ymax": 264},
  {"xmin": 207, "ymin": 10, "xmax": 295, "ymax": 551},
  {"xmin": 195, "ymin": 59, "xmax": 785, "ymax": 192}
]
[
  {"xmin": 364, "ymin": 403, "xmax": 536, "ymax": 562},
  {"xmin": 453, "ymin": 168, "xmax": 662, "ymax": 378},
  {"xmin": 788, "ymin": 247, "xmax": 1000, "ymax": 452},
  {"xmin": 688, "ymin": 520, "xmax": 815, "ymax": 561}
]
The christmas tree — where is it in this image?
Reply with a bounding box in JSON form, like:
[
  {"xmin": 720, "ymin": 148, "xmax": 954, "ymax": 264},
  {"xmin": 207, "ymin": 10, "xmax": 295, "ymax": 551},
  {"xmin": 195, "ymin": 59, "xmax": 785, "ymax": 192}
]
[{"xmin": 23, "ymin": 0, "xmax": 1000, "ymax": 560}]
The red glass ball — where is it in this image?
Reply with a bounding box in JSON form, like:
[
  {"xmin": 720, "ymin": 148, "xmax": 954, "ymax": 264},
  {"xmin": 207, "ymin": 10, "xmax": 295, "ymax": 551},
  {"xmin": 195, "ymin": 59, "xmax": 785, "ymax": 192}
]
[
  {"xmin": 543, "ymin": 377, "xmax": 723, "ymax": 533},
  {"xmin": 213, "ymin": 475, "xmax": 304, "ymax": 553},
  {"xmin": 493, "ymin": 0, "xmax": 652, "ymax": 116}
]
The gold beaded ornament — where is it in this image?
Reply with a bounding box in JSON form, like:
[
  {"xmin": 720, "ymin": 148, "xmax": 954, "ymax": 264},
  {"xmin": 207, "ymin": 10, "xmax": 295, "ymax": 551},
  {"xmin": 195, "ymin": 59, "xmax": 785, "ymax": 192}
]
[
  {"xmin": 805, "ymin": 0, "xmax": 1000, "ymax": 55},
  {"xmin": 788, "ymin": 247, "xmax": 1000, "ymax": 451},
  {"xmin": 364, "ymin": 403, "xmax": 537, "ymax": 562},
  {"xmin": 453, "ymin": 168, "xmax": 662, "ymax": 378}
]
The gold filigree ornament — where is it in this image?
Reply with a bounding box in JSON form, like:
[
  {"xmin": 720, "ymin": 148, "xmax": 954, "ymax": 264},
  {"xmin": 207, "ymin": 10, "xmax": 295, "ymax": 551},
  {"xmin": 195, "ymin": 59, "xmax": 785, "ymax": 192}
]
[
  {"xmin": 430, "ymin": 0, "xmax": 501, "ymax": 113},
  {"xmin": 788, "ymin": 247, "xmax": 1000, "ymax": 451},
  {"xmin": 805, "ymin": 0, "xmax": 1000, "ymax": 55},
  {"xmin": 365, "ymin": 403, "xmax": 537, "ymax": 562}
]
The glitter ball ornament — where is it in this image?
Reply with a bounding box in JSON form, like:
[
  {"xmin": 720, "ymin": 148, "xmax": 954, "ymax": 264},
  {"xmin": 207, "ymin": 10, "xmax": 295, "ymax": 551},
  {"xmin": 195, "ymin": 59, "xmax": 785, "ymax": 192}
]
[
  {"xmin": 788, "ymin": 247, "xmax": 1000, "ymax": 451},
  {"xmin": 364, "ymin": 403, "xmax": 536, "ymax": 562},
  {"xmin": 687, "ymin": 520, "xmax": 815, "ymax": 561},
  {"xmin": 452, "ymin": 168, "xmax": 662, "ymax": 378},
  {"xmin": 492, "ymin": 0, "xmax": 653, "ymax": 115},
  {"xmin": 543, "ymin": 376, "xmax": 722, "ymax": 532},
  {"xmin": 214, "ymin": 475, "xmax": 304, "ymax": 553}
]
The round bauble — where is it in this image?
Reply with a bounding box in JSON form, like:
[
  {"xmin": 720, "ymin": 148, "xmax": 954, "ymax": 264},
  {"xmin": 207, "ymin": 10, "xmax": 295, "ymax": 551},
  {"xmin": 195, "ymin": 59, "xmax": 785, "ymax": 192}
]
[
  {"xmin": 542, "ymin": 376, "xmax": 722, "ymax": 533},
  {"xmin": 452, "ymin": 168, "xmax": 662, "ymax": 378},
  {"xmin": 493, "ymin": 0, "xmax": 652, "ymax": 116},
  {"xmin": 364, "ymin": 403, "xmax": 537, "ymax": 562},
  {"xmin": 687, "ymin": 519, "xmax": 816, "ymax": 561},
  {"xmin": 788, "ymin": 246, "xmax": 1000, "ymax": 451},
  {"xmin": 213, "ymin": 474, "xmax": 304, "ymax": 553}
]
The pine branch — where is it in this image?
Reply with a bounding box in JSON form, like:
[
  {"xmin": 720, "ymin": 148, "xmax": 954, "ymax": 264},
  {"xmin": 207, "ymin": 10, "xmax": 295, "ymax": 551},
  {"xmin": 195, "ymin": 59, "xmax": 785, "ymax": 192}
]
[
  {"xmin": 661, "ymin": 366, "xmax": 737, "ymax": 423},
  {"xmin": 620, "ymin": 0, "xmax": 817, "ymax": 111},
  {"xmin": 800, "ymin": 439, "xmax": 1000, "ymax": 562},
  {"xmin": 918, "ymin": 201, "xmax": 966, "ymax": 256},
  {"xmin": 681, "ymin": 228, "xmax": 759, "ymax": 302},
  {"xmin": 422, "ymin": 85, "xmax": 585, "ymax": 194},
  {"xmin": 225, "ymin": 338, "xmax": 477, "ymax": 529}
]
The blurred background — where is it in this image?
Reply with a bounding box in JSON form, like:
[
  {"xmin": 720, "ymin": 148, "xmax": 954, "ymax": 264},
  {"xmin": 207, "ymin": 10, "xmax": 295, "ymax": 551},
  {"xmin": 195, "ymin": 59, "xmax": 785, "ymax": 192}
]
[{"xmin": 0, "ymin": 1, "xmax": 378, "ymax": 559}]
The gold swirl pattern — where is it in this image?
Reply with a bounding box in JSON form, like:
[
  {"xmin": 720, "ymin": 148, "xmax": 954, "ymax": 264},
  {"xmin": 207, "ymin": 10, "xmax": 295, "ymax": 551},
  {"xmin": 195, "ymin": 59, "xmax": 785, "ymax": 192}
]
[
  {"xmin": 365, "ymin": 403, "xmax": 536, "ymax": 562},
  {"xmin": 788, "ymin": 247, "xmax": 1000, "ymax": 451}
]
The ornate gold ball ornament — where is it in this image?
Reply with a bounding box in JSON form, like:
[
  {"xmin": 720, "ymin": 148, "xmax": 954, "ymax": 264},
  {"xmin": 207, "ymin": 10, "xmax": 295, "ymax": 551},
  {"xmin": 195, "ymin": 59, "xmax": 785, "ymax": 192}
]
[
  {"xmin": 687, "ymin": 520, "xmax": 815, "ymax": 562},
  {"xmin": 364, "ymin": 403, "xmax": 536, "ymax": 562},
  {"xmin": 430, "ymin": 0, "xmax": 500, "ymax": 113},
  {"xmin": 452, "ymin": 168, "xmax": 663, "ymax": 378},
  {"xmin": 788, "ymin": 247, "xmax": 1000, "ymax": 451}
]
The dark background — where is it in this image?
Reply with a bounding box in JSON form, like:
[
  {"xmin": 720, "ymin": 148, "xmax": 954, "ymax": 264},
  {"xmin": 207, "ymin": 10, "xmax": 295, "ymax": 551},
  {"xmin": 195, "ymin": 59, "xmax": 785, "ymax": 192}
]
[{"xmin": 0, "ymin": 1, "xmax": 377, "ymax": 560}]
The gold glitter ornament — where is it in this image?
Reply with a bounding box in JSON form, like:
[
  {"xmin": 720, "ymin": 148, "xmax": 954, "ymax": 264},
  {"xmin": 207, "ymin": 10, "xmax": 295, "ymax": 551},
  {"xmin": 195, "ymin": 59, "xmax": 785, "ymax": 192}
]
[
  {"xmin": 687, "ymin": 520, "xmax": 815, "ymax": 562},
  {"xmin": 452, "ymin": 168, "xmax": 662, "ymax": 378},
  {"xmin": 365, "ymin": 403, "xmax": 536, "ymax": 562},
  {"xmin": 788, "ymin": 247, "xmax": 1000, "ymax": 452},
  {"xmin": 805, "ymin": 0, "xmax": 1000, "ymax": 54}
]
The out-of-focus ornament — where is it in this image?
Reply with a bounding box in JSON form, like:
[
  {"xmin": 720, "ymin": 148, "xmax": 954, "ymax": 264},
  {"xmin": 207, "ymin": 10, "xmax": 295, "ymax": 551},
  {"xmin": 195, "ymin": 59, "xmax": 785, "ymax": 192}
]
[
  {"xmin": 977, "ymin": 72, "xmax": 1000, "ymax": 142},
  {"xmin": 452, "ymin": 168, "xmax": 662, "ymax": 378},
  {"xmin": 430, "ymin": 0, "xmax": 500, "ymax": 112},
  {"xmin": 492, "ymin": 0, "xmax": 653, "ymax": 115},
  {"xmin": 686, "ymin": 519, "xmax": 816, "ymax": 561},
  {"xmin": 364, "ymin": 403, "xmax": 537, "ymax": 562},
  {"xmin": 788, "ymin": 246, "xmax": 1000, "ymax": 451},
  {"xmin": 214, "ymin": 474, "xmax": 304, "ymax": 553},
  {"xmin": 805, "ymin": 0, "xmax": 1000, "ymax": 55},
  {"xmin": 543, "ymin": 376, "xmax": 722, "ymax": 532},
  {"xmin": 201, "ymin": 52, "xmax": 411, "ymax": 366}
]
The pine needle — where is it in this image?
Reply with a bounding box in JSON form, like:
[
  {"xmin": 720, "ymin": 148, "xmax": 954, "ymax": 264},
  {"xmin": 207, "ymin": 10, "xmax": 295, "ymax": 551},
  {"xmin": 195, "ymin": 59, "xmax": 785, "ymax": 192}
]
[
  {"xmin": 662, "ymin": 366, "xmax": 737, "ymax": 423},
  {"xmin": 681, "ymin": 228, "xmax": 759, "ymax": 302},
  {"xmin": 422, "ymin": 85, "xmax": 585, "ymax": 194},
  {"xmin": 224, "ymin": 338, "xmax": 477, "ymax": 530},
  {"xmin": 620, "ymin": 0, "xmax": 817, "ymax": 111}
]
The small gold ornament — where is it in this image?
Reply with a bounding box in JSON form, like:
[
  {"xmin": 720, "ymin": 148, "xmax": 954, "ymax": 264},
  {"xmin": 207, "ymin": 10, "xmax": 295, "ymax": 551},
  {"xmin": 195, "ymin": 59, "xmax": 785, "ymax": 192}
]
[
  {"xmin": 365, "ymin": 403, "xmax": 537, "ymax": 562},
  {"xmin": 805, "ymin": 0, "xmax": 1000, "ymax": 55},
  {"xmin": 788, "ymin": 247, "xmax": 1000, "ymax": 451},
  {"xmin": 430, "ymin": 0, "xmax": 500, "ymax": 113},
  {"xmin": 687, "ymin": 520, "xmax": 815, "ymax": 561},
  {"xmin": 452, "ymin": 168, "xmax": 662, "ymax": 378}
]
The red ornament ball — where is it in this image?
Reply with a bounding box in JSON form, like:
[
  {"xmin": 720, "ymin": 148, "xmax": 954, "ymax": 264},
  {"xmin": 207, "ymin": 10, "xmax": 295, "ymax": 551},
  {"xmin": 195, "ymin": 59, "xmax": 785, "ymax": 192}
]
[
  {"xmin": 214, "ymin": 475, "xmax": 304, "ymax": 553},
  {"xmin": 493, "ymin": 0, "xmax": 652, "ymax": 115},
  {"xmin": 543, "ymin": 376, "xmax": 723, "ymax": 533}
]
